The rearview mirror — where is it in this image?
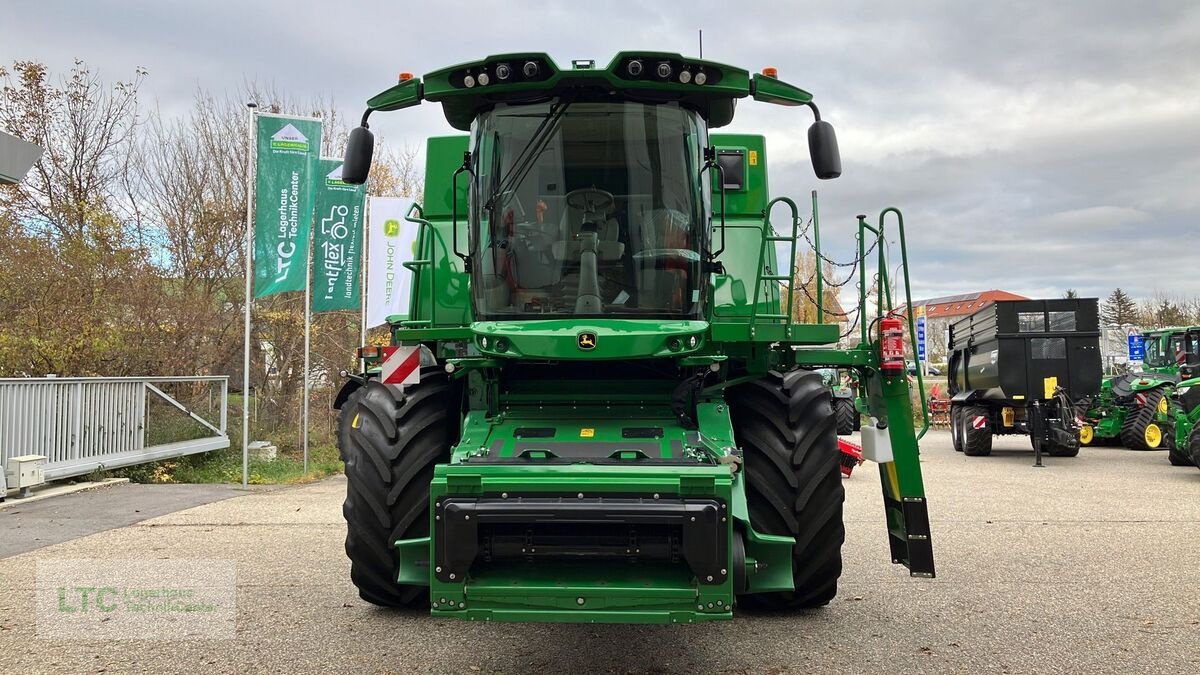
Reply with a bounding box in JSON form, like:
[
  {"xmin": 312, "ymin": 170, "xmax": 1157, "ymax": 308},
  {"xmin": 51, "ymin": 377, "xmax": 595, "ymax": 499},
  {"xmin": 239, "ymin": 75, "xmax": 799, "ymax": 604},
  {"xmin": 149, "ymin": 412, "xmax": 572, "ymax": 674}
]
[
  {"xmin": 341, "ymin": 125, "xmax": 374, "ymax": 185},
  {"xmin": 808, "ymin": 120, "xmax": 841, "ymax": 180}
]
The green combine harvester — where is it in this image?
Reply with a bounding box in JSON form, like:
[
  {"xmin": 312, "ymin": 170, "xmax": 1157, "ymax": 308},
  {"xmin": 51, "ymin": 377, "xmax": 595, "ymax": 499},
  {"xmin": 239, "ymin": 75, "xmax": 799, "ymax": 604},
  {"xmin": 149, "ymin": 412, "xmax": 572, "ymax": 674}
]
[
  {"xmin": 1083, "ymin": 326, "xmax": 1199, "ymax": 450},
  {"xmin": 333, "ymin": 52, "xmax": 934, "ymax": 623}
]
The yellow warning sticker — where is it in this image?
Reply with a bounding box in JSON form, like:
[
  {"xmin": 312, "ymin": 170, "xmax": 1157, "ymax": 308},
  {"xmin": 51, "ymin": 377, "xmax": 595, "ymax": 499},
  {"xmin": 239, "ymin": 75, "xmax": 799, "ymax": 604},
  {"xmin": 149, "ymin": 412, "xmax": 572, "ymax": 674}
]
[
  {"xmin": 748, "ymin": 150, "xmax": 758, "ymax": 166},
  {"xmin": 1043, "ymin": 376, "xmax": 1058, "ymax": 400},
  {"xmin": 580, "ymin": 428, "xmax": 595, "ymax": 438}
]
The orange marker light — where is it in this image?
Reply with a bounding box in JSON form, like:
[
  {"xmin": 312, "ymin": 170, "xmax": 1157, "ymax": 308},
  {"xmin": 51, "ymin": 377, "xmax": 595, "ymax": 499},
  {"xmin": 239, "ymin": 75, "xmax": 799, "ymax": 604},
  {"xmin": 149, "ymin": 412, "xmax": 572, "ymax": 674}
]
[
  {"xmin": 761, "ymin": 67, "xmax": 778, "ymax": 78},
  {"xmin": 398, "ymin": 72, "xmax": 414, "ymax": 82}
]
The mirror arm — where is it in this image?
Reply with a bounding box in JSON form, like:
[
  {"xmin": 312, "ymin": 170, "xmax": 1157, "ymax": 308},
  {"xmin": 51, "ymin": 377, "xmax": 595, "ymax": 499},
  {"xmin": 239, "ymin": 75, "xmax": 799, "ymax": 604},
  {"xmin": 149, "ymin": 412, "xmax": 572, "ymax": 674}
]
[
  {"xmin": 451, "ymin": 151, "xmax": 474, "ymax": 272},
  {"xmin": 702, "ymin": 147, "xmax": 728, "ymax": 261},
  {"xmin": 804, "ymin": 101, "xmax": 822, "ymax": 122},
  {"xmin": 359, "ymin": 108, "xmax": 373, "ymax": 128}
]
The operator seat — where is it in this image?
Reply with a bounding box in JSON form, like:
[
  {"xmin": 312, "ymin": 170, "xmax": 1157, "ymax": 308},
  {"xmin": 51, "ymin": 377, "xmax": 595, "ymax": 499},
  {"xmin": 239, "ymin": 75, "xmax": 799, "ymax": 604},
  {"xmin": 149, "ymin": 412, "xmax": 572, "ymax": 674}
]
[{"xmin": 553, "ymin": 197, "xmax": 624, "ymax": 263}]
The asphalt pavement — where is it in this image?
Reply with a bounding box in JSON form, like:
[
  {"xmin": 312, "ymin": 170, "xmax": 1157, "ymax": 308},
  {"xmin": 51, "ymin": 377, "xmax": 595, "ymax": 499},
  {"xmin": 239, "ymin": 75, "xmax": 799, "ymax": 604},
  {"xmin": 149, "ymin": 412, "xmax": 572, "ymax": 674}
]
[{"xmin": 0, "ymin": 431, "xmax": 1197, "ymax": 674}]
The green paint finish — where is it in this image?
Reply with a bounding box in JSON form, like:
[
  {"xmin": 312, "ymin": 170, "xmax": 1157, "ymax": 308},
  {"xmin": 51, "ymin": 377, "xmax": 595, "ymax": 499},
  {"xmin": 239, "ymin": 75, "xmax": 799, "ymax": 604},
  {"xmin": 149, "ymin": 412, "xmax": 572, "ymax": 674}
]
[
  {"xmin": 472, "ymin": 319, "xmax": 708, "ymax": 360},
  {"xmin": 750, "ymin": 72, "xmax": 814, "ymax": 107},
  {"xmin": 366, "ymin": 78, "xmax": 422, "ymax": 112}
]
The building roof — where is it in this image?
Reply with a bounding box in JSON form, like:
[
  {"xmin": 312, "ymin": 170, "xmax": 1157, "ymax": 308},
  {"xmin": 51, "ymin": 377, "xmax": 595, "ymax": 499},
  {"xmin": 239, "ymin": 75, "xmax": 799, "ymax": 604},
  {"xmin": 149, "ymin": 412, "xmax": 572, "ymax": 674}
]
[{"xmin": 904, "ymin": 289, "xmax": 1029, "ymax": 319}]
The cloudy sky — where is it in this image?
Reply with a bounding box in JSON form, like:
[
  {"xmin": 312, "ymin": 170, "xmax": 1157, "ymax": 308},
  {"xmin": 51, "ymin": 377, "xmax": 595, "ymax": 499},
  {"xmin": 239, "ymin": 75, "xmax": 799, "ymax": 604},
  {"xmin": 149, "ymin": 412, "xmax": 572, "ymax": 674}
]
[{"xmin": 5, "ymin": 0, "xmax": 1199, "ymax": 304}]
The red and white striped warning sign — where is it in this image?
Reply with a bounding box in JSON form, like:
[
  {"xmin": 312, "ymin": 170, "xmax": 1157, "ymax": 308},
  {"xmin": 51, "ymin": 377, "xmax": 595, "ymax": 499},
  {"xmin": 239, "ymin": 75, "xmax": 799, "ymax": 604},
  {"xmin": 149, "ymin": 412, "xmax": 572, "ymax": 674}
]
[
  {"xmin": 971, "ymin": 415, "xmax": 987, "ymax": 430},
  {"xmin": 1134, "ymin": 392, "xmax": 1147, "ymax": 407},
  {"xmin": 380, "ymin": 346, "xmax": 421, "ymax": 385}
]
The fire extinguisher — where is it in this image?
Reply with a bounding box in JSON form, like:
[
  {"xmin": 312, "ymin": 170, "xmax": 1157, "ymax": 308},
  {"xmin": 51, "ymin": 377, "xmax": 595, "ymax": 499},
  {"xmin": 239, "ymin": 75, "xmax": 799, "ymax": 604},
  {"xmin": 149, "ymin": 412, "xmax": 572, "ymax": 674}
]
[{"xmin": 879, "ymin": 314, "xmax": 905, "ymax": 377}]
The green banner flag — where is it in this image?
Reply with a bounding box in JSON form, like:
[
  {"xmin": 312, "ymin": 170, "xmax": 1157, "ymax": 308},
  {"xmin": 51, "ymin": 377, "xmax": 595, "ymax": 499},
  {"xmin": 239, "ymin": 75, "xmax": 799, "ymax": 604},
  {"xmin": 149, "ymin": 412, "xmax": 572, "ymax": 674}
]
[
  {"xmin": 311, "ymin": 158, "xmax": 367, "ymax": 313},
  {"xmin": 253, "ymin": 114, "xmax": 322, "ymax": 298}
]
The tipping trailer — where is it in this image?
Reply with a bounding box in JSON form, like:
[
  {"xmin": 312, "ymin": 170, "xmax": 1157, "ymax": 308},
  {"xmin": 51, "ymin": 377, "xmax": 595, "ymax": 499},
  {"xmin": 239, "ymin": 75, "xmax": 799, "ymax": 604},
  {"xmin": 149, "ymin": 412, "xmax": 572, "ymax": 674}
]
[
  {"xmin": 333, "ymin": 53, "xmax": 934, "ymax": 624},
  {"xmin": 948, "ymin": 299, "xmax": 1101, "ymax": 457}
]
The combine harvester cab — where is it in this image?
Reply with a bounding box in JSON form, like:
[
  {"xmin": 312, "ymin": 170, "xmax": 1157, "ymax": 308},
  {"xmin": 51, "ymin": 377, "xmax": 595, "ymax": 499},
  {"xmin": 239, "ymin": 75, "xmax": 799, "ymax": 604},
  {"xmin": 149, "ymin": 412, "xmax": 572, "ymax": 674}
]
[
  {"xmin": 334, "ymin": 53, "xmax": 934, "ymax": 623},
  {"xmin": 947, "ymin": 298, "xmax": 1101, "ymax": 457}
]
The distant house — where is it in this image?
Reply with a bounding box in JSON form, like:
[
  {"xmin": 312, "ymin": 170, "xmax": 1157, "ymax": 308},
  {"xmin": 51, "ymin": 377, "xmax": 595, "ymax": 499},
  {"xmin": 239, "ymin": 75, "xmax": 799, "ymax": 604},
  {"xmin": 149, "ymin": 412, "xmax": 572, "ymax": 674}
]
[{"xmin": 899, "ymin": 290, "xmax": 1030, "ymax": 362}]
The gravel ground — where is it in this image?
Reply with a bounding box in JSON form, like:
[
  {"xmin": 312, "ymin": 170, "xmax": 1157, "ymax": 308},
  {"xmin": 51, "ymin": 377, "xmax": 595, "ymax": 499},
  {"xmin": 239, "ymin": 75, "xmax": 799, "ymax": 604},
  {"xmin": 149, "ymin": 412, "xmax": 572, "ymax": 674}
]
[{"xmin": 0, "ymin": 430, "xmax": 1197, "ymax": 674}]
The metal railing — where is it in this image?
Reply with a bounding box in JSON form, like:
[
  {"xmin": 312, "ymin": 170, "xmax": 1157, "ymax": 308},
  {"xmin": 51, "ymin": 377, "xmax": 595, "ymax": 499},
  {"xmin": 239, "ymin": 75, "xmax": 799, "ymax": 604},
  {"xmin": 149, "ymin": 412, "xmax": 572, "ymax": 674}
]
[{"xmin": 0, "ymin": 376, "xmax": 229, "ymax": 482}]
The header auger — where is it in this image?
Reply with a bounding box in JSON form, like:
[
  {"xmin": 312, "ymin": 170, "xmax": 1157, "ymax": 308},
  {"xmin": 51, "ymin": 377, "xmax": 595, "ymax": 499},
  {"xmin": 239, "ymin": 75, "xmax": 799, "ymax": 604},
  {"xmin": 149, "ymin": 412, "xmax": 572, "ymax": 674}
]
[{"xmin": 334, "ymin": 52, "xmax": 934, "ymax": 624}]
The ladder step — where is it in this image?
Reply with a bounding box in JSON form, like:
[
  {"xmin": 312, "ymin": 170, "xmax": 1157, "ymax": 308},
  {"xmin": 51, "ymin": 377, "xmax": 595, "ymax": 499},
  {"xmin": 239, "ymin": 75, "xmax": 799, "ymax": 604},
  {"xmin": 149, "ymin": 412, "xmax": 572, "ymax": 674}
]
[{"xmin": 760, "ymin": 275, "xmax": 789, "ymax": 281}]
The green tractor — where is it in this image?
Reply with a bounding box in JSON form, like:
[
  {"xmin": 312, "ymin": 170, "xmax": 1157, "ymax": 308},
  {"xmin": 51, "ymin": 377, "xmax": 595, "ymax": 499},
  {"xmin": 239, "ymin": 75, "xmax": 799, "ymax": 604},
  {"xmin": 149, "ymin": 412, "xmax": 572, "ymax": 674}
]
[
  {"xmin": 819, "ymin": 368, "xmax": 861, "ymax": 435},
  {"xmin": 332, "ymin": 53, "xmax": 934, "ymax": 624},
  {"xmin": 1162, "ymin": 329, "xmax": 1200, "ymax": 467},
  {"xmin": 1082, "ymin": 326, "xmax": 1199, "ymax": 450}
]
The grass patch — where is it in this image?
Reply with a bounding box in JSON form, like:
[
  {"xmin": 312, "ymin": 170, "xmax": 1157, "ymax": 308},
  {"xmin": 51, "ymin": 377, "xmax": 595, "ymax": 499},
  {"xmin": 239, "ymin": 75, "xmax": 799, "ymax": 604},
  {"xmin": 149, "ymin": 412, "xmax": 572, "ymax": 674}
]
[{"xmin": 102, "ymin": 443, "xmax": 343, "ymax": 486}]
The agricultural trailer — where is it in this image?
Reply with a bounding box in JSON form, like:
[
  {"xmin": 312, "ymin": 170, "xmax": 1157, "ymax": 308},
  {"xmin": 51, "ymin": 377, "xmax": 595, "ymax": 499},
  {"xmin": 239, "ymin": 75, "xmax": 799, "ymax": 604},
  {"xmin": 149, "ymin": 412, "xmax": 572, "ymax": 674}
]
[
  {"xmin": 333, "ymin": 52, "xmax": 935, "ymax": 624},
  {"xmin": 948, "ymin": 298, "xmax": 1101, "ymax": 457}
]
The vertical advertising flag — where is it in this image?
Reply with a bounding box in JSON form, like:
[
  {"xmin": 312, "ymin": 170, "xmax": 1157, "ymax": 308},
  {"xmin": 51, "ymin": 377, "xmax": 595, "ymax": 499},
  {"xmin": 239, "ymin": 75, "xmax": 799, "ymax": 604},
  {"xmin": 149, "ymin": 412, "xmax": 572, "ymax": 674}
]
[
  {"xmin": 253, "ymin": 114, "xmax": 322, "ymax": 298},
  {"xmin": 365, "ymin": 196, "xmax": 418, "ymax": 328},
  {"xmin": 311, "ymin": 158, "xmax": 366, "ymax": 313}
]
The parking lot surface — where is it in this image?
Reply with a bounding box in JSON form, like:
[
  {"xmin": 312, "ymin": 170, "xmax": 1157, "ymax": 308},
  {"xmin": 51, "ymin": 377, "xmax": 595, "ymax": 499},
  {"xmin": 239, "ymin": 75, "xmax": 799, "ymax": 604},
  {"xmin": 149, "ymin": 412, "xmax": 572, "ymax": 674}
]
[{"xmin": 0, "ymin": 431, "xmax": 1197, "ymax": 674}]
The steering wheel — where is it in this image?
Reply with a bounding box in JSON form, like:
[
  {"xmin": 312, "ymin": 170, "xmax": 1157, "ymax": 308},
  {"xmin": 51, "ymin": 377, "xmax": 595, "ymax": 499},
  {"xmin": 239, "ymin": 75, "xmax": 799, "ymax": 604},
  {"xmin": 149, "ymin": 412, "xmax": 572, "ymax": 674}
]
[{"xmin": 564, "ymin": 188, "xmax": 615, "ymax": 218}]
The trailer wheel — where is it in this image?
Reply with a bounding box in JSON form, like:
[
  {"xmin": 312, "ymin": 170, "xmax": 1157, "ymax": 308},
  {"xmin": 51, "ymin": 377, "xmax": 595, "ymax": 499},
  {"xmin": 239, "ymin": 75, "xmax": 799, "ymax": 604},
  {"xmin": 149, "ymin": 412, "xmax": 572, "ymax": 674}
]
[
  {"xmin": 342, "ymin": 371, "xmax": 461, "ymax": 607},
  {"xmin": 834, "ymin": 398, "xmax": 857, "ymax": 436},
  {"xmin": 1120, "ymin": 389, "xmax": 1166, "ymax": 450},
  {"xmin": 961, "ymin": 406, "xmax": 992, "ymax": 456},
  {"xmin": 950, "ymin": 404, "xmax": 964, "ymax": 452},
  {"xmin": 732, "ymin": 370, "xmax": 845, "ymax": 610}
]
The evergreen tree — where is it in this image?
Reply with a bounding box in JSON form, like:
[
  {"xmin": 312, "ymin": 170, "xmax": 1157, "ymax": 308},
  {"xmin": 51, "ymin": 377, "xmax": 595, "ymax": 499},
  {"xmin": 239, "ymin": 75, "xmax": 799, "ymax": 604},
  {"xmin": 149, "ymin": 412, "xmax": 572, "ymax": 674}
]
[
  {"xmin": 1063, "ymin": 289, "xmax": 1079, "ymax": 299},
  {"xmin": 1101, "ymin": 288, "xmax": 1138, "ymax": 326}
]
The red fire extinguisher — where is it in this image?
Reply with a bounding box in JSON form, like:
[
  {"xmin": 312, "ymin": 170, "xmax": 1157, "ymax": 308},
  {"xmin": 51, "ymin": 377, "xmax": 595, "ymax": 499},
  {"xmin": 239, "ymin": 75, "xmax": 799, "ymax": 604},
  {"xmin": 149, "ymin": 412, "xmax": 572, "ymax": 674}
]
[{"xmin": 879, "ymin": 314, "xmax": 905, "ymax": 376}]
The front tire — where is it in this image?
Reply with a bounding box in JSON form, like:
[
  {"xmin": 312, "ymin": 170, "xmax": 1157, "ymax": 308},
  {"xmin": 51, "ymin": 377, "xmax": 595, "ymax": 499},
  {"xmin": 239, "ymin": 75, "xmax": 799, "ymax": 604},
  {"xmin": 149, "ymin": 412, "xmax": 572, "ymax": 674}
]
[
  {"xmin": 342, "ymin": 371, "xmax": 461, "ymax": 607},
  {"xmin": 834, "ymin": 397, "xmax": 857, "ymax": 436},
  {"xmin": 732, "ymin": 370, "xmax": 845, "ymax": 610},
  {"xmin": 950, "ymin": 404, "xmax": 964, "ymax": 452}
]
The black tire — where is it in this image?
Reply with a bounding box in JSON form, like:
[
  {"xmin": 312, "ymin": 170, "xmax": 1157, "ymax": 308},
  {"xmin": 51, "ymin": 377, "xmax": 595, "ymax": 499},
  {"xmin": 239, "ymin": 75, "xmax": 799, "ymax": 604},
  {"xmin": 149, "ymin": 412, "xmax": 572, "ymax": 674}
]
[
  {"xmin": 1187, "ymin": 427, "xmax": 1200, "ymax": 469},
  {"xmin": 1046, "ymin": 439, "xmax": 1080, "ymax": 457},
  {"xmin": 834, "ymin": 397, "xmax": 856, "ymax": 436},
  {"xmin": 731, "ymin": 370, "xmax": 845, "ymax": 610},
  {"xmin": 335, "ymin": 384, "xmax": 365, "ymax": 461},
  {"xmin": 1168, "ymin": 446, "xmax": 1192, "ymax": 466},
  {"xmin": 950, "ymin": 404, "xmax": 964, "ymax": 452},
  {"xmin": 961, "ymin": 406, "xmax": 992, "ymax": 456},
  {"xmin": 342, "ymin": 370, "xmax": 461, "ymax": 607},
  {"xmin": 1120, "ymin": 389, "xmax": 1166, "ymax": 451}
]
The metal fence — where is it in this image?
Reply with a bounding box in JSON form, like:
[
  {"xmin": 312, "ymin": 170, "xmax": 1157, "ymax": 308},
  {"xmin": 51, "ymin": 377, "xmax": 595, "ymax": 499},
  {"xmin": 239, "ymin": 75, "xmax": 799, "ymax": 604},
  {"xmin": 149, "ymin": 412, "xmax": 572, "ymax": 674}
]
[{"xmin": 0, "ymin": 376, "xmax": 229, "ymax": 481}]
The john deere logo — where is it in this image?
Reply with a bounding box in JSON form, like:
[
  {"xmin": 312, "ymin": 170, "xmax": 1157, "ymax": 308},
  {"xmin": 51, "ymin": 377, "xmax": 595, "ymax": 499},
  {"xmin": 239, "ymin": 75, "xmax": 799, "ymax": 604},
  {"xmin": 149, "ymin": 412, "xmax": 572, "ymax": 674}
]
[
  {"xmin": 383, "ymin": 219, "xmax": 400, "ymax": 237},
  {"xmin": 577, "ymin": 332, "xmax": 597, "ymax": 351},
  {"xmin": 270, "ymin": 123, "xmax": 309, "ymax": 151}
]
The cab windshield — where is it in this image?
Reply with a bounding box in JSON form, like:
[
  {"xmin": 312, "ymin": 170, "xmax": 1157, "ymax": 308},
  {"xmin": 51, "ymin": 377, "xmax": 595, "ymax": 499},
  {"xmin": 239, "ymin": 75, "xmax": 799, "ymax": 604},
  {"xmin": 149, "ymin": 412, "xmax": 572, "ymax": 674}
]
[{"xmin": 471, "ymin": 100, "xmax": 707, "ymax": 319}]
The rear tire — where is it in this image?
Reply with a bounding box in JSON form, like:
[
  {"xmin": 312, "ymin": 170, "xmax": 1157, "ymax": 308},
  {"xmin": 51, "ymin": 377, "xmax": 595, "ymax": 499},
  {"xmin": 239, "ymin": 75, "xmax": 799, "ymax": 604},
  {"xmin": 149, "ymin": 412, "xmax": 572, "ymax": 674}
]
[
  {"xmin": 342, "ymin": 371, "xmax": 461, "ymax": 607},
  {"xmin": 834, "ymin": 398, "xmax": 857, "ymax": 436},
  {"xmin": 1168, "ymin": 446, "xmax": 1192, "ymax": 466},
  {"xmin": 732, "ymin": 370, "xmax": 845, "ymax": 610},
  {"xmin": 1120, "ymin": 389, "xmax": 1166, "ymax": 451},
  {"xmin": 961, "ymin": 406, "xmax": 992, "ymax": 456}
]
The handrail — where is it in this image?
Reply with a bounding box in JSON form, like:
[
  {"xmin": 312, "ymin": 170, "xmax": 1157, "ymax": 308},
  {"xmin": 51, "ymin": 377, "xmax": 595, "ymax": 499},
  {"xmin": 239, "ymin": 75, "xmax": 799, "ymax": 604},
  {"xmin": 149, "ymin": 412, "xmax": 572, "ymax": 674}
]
[
  {"xmin": 401, "ymin": 203, "xmax": 436, "ymax": 328},
  {"xmin": 855, "ymin": 210, "xmax": 930, "ymax": 440}
]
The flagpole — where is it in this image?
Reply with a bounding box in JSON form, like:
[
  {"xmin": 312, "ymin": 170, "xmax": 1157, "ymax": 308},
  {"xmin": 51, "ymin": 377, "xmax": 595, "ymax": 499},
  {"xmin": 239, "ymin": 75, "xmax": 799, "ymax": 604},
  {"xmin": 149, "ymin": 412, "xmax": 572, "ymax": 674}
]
[
  {"xmin": 302, "ymin": 227, "xmax": 312, "ymax": 474},
  {"xmin": 241, "ymin": 101, "xmax": 258, "ymax": 490},
  {"xmin": 360, "ymin": 197, "xmax": 369, "ymax": 349}
]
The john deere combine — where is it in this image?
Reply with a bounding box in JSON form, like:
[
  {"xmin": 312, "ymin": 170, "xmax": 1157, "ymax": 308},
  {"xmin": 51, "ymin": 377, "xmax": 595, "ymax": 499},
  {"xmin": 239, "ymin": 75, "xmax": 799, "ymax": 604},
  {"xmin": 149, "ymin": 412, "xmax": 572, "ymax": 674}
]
[{"xmin": 333, "ymin": 53, "xmax": 934, "ymax": 623}]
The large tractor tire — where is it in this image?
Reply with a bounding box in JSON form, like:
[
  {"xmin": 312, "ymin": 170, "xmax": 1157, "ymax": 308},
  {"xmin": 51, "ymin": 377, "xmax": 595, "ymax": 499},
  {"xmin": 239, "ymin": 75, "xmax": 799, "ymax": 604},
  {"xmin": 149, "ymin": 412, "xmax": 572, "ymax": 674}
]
[
  {"xmin": 335, "ymin": 385, "xmax": 365, "ymax": 461},
  {"xmin": 1186, "ymin": 426, "xmax": 1200, "ymax": 469},
  {"xmin": 950, "ymin": 404, "xmax": 964, "ymax": 452},
  {"xmin": 341, "ymin": 370, "xmax": 461, "ymax": 607},
  {"xmin": 961, "ymin": 406, "xmax": 993, "ymax": 456},
  {"xmin": 1120, "ymin": 389, "xmax": 1167, "ymax": 451},
  {"xmin": 731, "ymin": 370, "xmax": 845, "ymax": 610},
  {"xmin": 1168, "ymin": 445, "xmax": 1193, "ymax": 466},
  {"xmin": 834, "ymin": 397, "xmax": 857, "ymax": 436}
]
